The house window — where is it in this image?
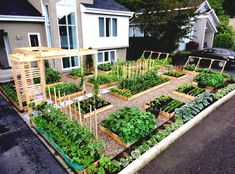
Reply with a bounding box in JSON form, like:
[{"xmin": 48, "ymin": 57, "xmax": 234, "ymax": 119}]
[
  {"xmin": 97, "ymin": 50, "xmax": 116, "ymax": 64},
  {"xmin": 56, "ymin": 0, "xmax": 79, "ymax": 70},
  {"xmin": 28, "ymin": 33, "xmax": 41, "ymax": 47},
  {"xmin": 99, "ymin": 17, "xmax": 118, "ymax": 37}
]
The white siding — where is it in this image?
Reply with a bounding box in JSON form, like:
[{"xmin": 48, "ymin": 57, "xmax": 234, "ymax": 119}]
[{"xmin": 81, "ymin": 13, "xmax": 130, "ymax": 49}]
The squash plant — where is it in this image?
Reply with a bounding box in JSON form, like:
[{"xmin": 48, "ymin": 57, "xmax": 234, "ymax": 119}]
[
  {"xmin": 33, "ymin": 103, "xmax": 103, "ymax": 168},
  {"xmin": 101, "ymin": 107, "xmax": 156, "ymax": 143},
  {"xmin": 46, "ymin": 82, "xmax": 81, "ymax": 96}
]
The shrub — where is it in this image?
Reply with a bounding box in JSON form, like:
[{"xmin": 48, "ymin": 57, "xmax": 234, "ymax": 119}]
[
  {"xmin": 45, "ymin": 68, "xmax": 61, "ymax": 84},
  {"xmin": 213, "ymin": 33, "xmax": 234, "ymax": 49}
]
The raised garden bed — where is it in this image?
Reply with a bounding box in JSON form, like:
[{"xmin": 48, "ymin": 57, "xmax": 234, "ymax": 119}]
[
  {"xmin": 182, "ymin": 64, "xmax": 199, "ymax": 75},
  {"xmin": 0, "ymin": 82, "xmax": 27, "ymax": 112},
  {"xmin": 173, "ymin": 83, "xmax": 205, "ymax": 100},
  {"xmin": 46, "ymin": 82, "xmax": 84, "ymax": 102},
  {"xmin": 67, "ymin": 68, "xmax": 93, "ymax": 80},
  {"xmin": 161, "ymin": 70, "xmax": 187, "ymax": 80},
  {"xmin": 98, "ymin": 63, "xmax": 113, "ymax": 74},
  {"xmin": 69, "ymin": 96, "xmax": 113, "ymax": 119},
  {"xmin": 86, "ymin": 73, "xmax": 118, "ymax": 89},
  {"xmin": 110, "ymin": 73, "xmax": 170, "ymax": 101},
  {"xmin": 100, "ymin": 107, "xmax": 156, "ymax": 147},
  {"xmin": 32, "ymin": 103, "xmax": 103, "ymax": 173},
  {"xmin": 145, "ymin": 95, "xmax": 184, "ymax": 118}
]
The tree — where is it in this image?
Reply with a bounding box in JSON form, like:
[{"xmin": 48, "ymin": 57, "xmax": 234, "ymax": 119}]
[
  {"xmin": 208, "ymin": 0, "xmax": 225, "ymax": 16},
  {"xmin": 214, "ymin": 33, "xmax": 234, "ymax": 49},
  {"xmin": 223, "ymin": 0, "xmax": 235, "ymax": 17},
  {"xmin": 118, "ymin": 0, "xmax": 202, "ymax": 51}
]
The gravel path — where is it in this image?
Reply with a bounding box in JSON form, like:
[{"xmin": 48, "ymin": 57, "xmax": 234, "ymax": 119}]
[{"xmin": 62, "ymin": 72, "xmax": 197, "ymax": 157}]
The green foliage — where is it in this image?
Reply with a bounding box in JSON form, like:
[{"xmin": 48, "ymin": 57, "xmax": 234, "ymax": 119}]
[
  {"xmin": 213, "ymin": 33, "xmax": 234, "ymax": 49},
  {"xmin": 110, "ymin": 88, "xmax": 132, "ymax": 98},
  {"xmin": 194, "ymin": 73, "xmax": 224, "ymax": 88},
  {"xmin": 118, "ymin": 0, "xmax": 201, "ymax": 50},
  {"xmin": 101, "ymin": 107, "xmax": 156, "ymax": 143},
  {"xmin": 92, "ymin": 78, "xmax": 99, "ymax": 98},
  {"xmin": 175, "ymin": 92, "xmax": 215, "ymax": 122},
  {"xmin": 72, "ymin": 96, "xmax": 110, "ymax": 114},
  {"xmin": 88, "ymin": 73, "xmax": 117, "ymax": 85},
  {"xmin": 170, "ymin": 51, "xmax": 191, "ymax": 60},
  {"xmin": 1, "ymin": 82, "xmax": 18, "ymax": 104},
  {"xmin": 208, "ymin": 0, "xmax": 225, "ymax": 16},
  {"xmin": 116, "ymin": 72, "xmax": 169, "ymax": 97},
  {"xmin": 46, "ymin": 82, "xmax": 80, "ymax": 96},
  {"xmin": 69, "ymin": 68, "xmax": 91, "ymax": 78},
  {"xmin": 164, "ymin": 70, "xmax": 186, "ymax": 77},
  {"xmin": 183, "ymin": 64, "xmax": 195, "ymax": 71},
  {"xmin": 98, "ymin": 63, "xmax": 113, "ymax": 71},
  {"xmin": 214, "ymin": 83, "xmax": 235, "ymax": 100},
  {"xmin": 33, "ymin": 104, "xmax": 103, "ymax": 167},
  {"xmin": 45, "ymin": 68, "xmax": 62, "ymax": 84},
  {"xmin": 176, "ymin": 84, "xmax": 205, "ymax": 96}
]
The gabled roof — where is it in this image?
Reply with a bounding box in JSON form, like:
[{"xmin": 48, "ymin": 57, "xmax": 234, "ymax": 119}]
[
  {"xmin": 82, "ymin": 0, "xmax": 131, "ymax": 12},
  {"xmin": 0, "ymin": 0, "xmax": 42, "ymax": 17}
]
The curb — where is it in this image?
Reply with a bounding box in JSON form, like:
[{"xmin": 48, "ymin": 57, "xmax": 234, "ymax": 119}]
[{"xmin": 118, "ymin": 90, "xmax": 235, "ymax": 174}]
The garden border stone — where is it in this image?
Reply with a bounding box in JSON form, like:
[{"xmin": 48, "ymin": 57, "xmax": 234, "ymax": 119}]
[{"xmin": 118, "ymin": 90, "xmax": 235, "ymax": 174}]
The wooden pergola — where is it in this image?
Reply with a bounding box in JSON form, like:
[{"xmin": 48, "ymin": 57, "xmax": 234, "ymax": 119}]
[{"xmin": 9, "ymin": 47, "xmax": 98, "ymax": 110}]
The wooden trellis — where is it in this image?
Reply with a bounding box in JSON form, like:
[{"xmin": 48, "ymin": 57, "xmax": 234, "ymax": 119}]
[
  {"xmin": 184, "ymin": 56, "xmax": 227, "ymax": 73},
  {"xmin": 141, "ymin": 50, "xmax": 169, "ymax": 60},
  {"xmin": 9, "ymin": 47, "xmax": 98, "ymax": 112}
]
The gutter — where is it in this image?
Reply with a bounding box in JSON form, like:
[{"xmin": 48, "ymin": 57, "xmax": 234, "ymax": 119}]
[{"xmin": 0, "ymin": 15, "xmax": 45, "ymax": 22}]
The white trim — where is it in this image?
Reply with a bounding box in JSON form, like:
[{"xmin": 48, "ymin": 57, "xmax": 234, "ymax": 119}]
[
  {"xmin": 99, "ymin": 16, "xmax": 118, "ymax": 38},
  {"xmin": 28, "ymin": 32, "xmax": 41, "ymax": 47},
  {"xmin": 3, "ymin": 35, "xmax": 11, "ymax": 66},
  {"xmin": 81, "ymin": 4, "xmax": 134, "ymax": 17},
  {"xmin": 97, "ymin": 49, "xmax": 117, "ymax": 65},
  {"xmin": 0, "ymin": 15, "xmax": 44, "ymax": 22},
  {"xmin": 197, "ymin": 15, "xmax": 218, "ymax": 33}
]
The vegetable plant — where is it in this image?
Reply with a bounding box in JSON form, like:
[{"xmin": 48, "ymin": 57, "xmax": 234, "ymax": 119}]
[
  {"xmin": 1, "ymin": 82, "xmax": 18, "ymax": 104},
  {"xmin": 45, "ymin": 68, "xmax": 62, "ymax": 84},
  {"xmin": 101, "ymin": 107, "xmax": 156, "ymax": 143},
  {"xmin": 183, "ymin": 64, "xmax": 195, "ymax": 71},
  {"xmin": 46, "ymin": 82, "xmax": 81, "ymax": 96},
  {"xmin": 98, "ymin": 63, "xmax": 113, "ymax": 71},
  {"xmin": 164, "ymin": 70, "xmax": 186, "ymax": 77},
  {"xmin": 194, "ymin": 73, "xmax": 224, "ymax": 88},
  {"xmin": 69, "ymin": 68, "xmax": 91, "ymax": 78},
  {"xmin": 176, "ymin": 84, "xmax": 205, "ymax": 96},
  {"xmin": 214, "ymin": 83, "xmax": 235, "ymax": 100},
  {"xmin": 87, "ymin": 73, "xmax": 117, "ymax": 85}
]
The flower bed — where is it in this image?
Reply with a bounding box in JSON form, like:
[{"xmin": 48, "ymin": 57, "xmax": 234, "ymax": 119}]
[
  {"xmin": 32, "ymin": 103, "xmax": 103, "ymax": 172},
  {"xmin": 161, "ymin": 70, "xmax": 187, "ymax": 80},
  {"xmin": 173, "ymin": 83, "xmax": 205, "ymax": 100},
  {"xmin": 67, "ymin": 68, "xmax": 93, "ymax": 80},
  {"xmin": 46, "ymin": 82, "xmax": 84, "ymax": 102},
  {"xmin": 86, "ymin": 73, "xmax": 118, "ymax": 89},
  {"xmin": 145, "ymin": 95, "xmax": 184, "ymax": 118},
  {"xmin": 70, "ymin": 96, "xmax": 113, "ymax": 119},
  {"xmin": 100, "ymin": 107, "xmax": 156, "ymax": 147},
  {"xmin": 110, "ymin": 73, "xmax": 170, "ymax": 100},
  {"xmin": 0, "ymin": 82, "xmax": 27, "ymax": 111}
]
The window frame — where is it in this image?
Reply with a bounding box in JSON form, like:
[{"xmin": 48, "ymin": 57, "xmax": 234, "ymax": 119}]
[
  {"xmin": 28, "ymin": 32, "xmax": 41, "ymax": 47},
  {"xmin": 97, "ymin": 50, "xmax": 116, "ymax": 65},
  {"xmin": 99, "ymin": 17, "xmax": 118, "ymax": 38}
]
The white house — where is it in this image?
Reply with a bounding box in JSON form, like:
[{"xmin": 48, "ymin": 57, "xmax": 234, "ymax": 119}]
[{"xmin": 129, "ymin": 0, "xmax": 219, "ymax": 50}]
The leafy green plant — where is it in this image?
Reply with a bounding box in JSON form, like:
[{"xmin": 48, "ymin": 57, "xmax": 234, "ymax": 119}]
[
  {"xmin": 194, "ymin": 73, "xmax": 224, "ymax": 88},
  {"xmin": 176, "ymin": 84, "xmax": 205, "ymax": 96},
  {"xmin": 98, "ymin": 63, "xmax": 113, "ymax": 71},
  {"xmin": 175, "ymin": 92, "xmax": 215, "ymax": 122},
  {"xmin": 1, "ymin": 82, "xmax": 18, "ymax": 104},
  {"xmin": 183, "ymin": 64, "xmax": 195, "ymax": 71},
  {"xmin": 72, "ymin": 96, "xmax": 110, "ymax": 114},
  {"xmin": 164, "ymin": 70, "xmax": 185, "ymax": 77},
  {"xmin": 69, "ymin": 68, "xmax": 91, "ymax": 78},
  {"xmin": 214, "ymin": 83, "xmax": 235, "ymax": 100},
  {"xmin": 45, "ymin": 68, "xmax": 62, "ymax": 84},
  {"xmin": 88, "ymin": 73, "xmax": 117, "ymax": 85},
  {"xmin": 46, "ymin": 82, "xmax": 81, "ymax": 96},
  {"xmin": 101, "ymin": 107, "xmax": 156, "ymax": 143},
  {"xmin": 33, "ymin": 104, "xmax": 103, "ymax": 168},
  {"xmin": 110, "ymin": 88, "xmax": 132, "ymax": 98}
]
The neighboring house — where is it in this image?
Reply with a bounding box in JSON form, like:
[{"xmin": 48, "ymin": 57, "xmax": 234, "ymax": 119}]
[
  {"xmin": 0, "ymin": 0, "xmax": 133, "ymax": 72},
  {"xmin": 129, "ymin": 0, "xmax": 219, "ymax": 50},
  {"xmin": 0, "ymin": 0, "xmax": 47, "ymax": 68}
]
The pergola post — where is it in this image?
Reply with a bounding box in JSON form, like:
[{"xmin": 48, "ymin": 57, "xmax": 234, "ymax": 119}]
[
  {"xmin": 81, "ymin": 55, "xmax": 85, "ymax": 91},
  {"xmin": 38, "ymin": 60, "xmax": 47, "ymax": 101},
  {"xmin": 19, "ymin": 62, "xmax": 30, "ymax": 107},
  {"xmin": 92, "ymin": 54, "xmax": 98, "ymax": 80}
]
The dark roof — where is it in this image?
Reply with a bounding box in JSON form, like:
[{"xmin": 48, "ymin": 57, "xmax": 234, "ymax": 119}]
[
  {"xmin": 82, "ymin": 0, "xmax": 131, "ymax": 12},
  {"xmin": 0, "ymin": 0, "xmax": 42, "ymax": 16}
]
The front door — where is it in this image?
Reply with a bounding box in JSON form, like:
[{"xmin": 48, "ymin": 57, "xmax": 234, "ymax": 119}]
[
  {"xmin": 0, "ymin": 30, "xmax": 9, "ymax": 67},
  {"xmin": 28, "ymin": 33, "xmax": 41, "ymax": 47}
]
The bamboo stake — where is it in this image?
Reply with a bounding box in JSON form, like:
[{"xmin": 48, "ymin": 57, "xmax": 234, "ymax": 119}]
[
  {"xmin": 48, "ymin": 86, "xmax": 52, "ymax": 101},
  {"xmin": 128, "ymin": 64, "xmax": 131, "ymax": 78},
  {"xmin": 69, "ymin": 95, "xmax": 72, "ymax": 120},
  {"xmin": 73, "ymin": 99, "xmax": 77, "ymax": 120},
  {"xmin": 89, "ymin": 105, "xmax": 92, "ymax": 132},
  {"xmin": 94, "ymin": 108, "xmax": 98, "ymax": 139},
  {"xmin": 54, "ymin": 87, "xmax": 57, "ymax": 107},
  {"xmin": 63, "ymin": 92, "xmax": 66, "ymax": 113},
  {"xmin": 78, "ymin": 101, "xmax": 82, "ymax": 125},
  {"xmin": 58, "ymin": 90, "xmax": 61, "ymax": 108}
]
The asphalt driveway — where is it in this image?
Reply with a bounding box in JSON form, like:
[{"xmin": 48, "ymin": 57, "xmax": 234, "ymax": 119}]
[{"xmin": 0, "ymin": 94, "xmax": 67, "ymax": 174}]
